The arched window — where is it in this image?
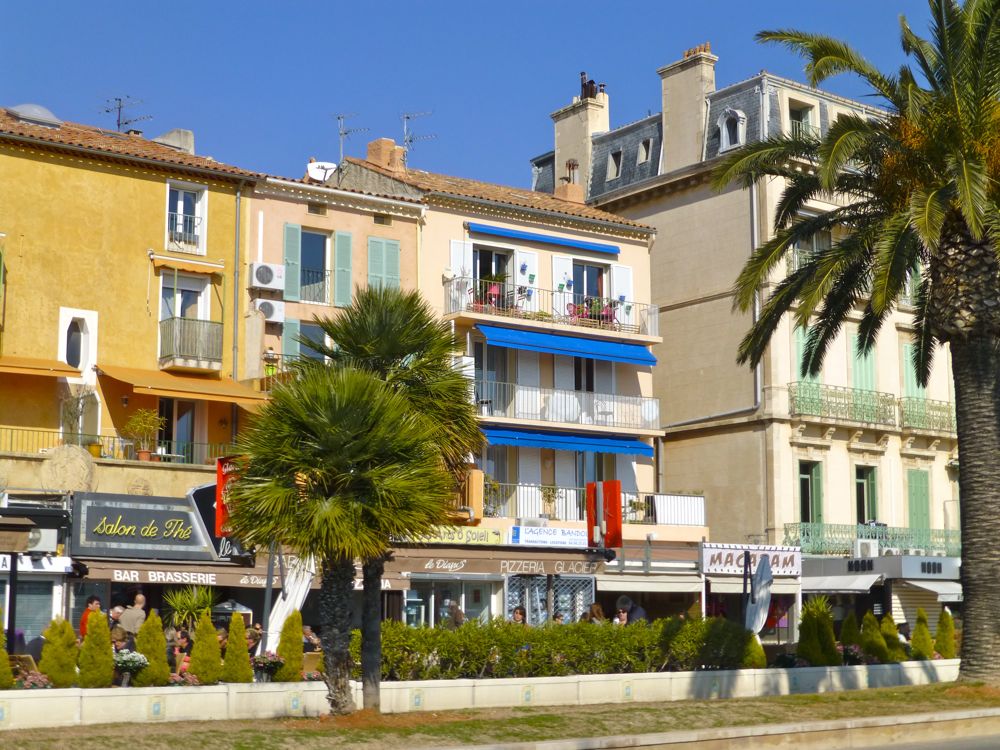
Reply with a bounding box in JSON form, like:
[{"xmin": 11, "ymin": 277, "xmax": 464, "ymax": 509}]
[
  {"xmin": 718, "ymin": 108, "xmax": 747, "ymax": 152},
  {"xmin": 65, "ymin": 319, "xmax": 83, "ymax": 368}
]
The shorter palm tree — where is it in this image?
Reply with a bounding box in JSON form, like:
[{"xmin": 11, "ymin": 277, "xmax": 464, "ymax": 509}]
[{"xmin": 226, "ymin": 365, "xmax": 453, "ymax": 714}]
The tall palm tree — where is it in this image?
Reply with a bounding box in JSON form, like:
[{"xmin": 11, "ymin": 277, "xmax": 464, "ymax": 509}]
[
  {"xmin": 226, "ymin": 366, "xmax": 453, "ymax": 712},
  {"xmin": 714, "ymin": 0, "xmax": 1000, "ymax": 682},
  {"xmin": 301, "ymin": 285, "xmax": 484, "ymax": 710}
]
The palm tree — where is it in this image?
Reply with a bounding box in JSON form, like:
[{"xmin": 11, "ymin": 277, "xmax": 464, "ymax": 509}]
[
  {"xmin": 300, "ymin": 285, "xmax": 484, "ymax": 710},
  {"xmin": 226, "ymin": 366, "xmax": 453, "ymax": 713},
  {"xmin": 713, "ymin": 0, "xmax": 1000, "ymax": 682}
]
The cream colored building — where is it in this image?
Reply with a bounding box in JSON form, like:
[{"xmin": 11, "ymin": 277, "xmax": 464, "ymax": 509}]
[{"xmin": 532, "ymin": 49, "xmax": 961, "ymax": 628}]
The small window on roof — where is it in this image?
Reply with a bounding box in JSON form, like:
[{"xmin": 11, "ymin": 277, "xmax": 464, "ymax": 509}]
[
  {"xmin": 637, "ymin": 139, "xmax": 651, "ymax": 164},
  {"xmin": 718, "ymin": 108, "xmax": 747, "ymax": 152},
  {"xmin": 373, "ymin": 214, "xmax": 392, "ymax": 226},
  {"xmin": 307, "ymin": 202, "xmax": 327, "ymax": 215},
  {"xmin": 606, "ymin": 150, "xmax": 623, "ymax": 180}
]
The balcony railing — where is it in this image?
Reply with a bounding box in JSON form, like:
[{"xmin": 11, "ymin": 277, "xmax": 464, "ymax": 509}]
[
  {"xmin": 784, "ymin": 521, "xmax": 961, "ymax": 556},
  {"xmin": 484, "ymin": 481, "xmax": 705, "ymax": 526},
  {"xmin": 167, "ymin": 211, "xmax": 202, "ymax": 251},
  {"xmin": 788, "ymin": 382, "xmax": 898, "ymax": 427},
  {"xmin": 444, "ymin": 277, "xmax": 658, "ymax": 337},
  {"xmin": 301, "ymin": 267, "xmax": 331, "ymax": 305},
  {"xmin": 0, "ymin": 427, "xmax": 232, "ymax": 465},
  {"xmin": 261, "ymin": 352, "xmax": 299, "ymax": 391},
  {"xmin": 790, "ymin": 121, "xmax": 821, "ymax": 139},
  {"xmin": 472, "ymin": 379, "xmax": 660, "ymax": 431},
  {"xmin": 900, "ymin": 397, "xmax": 956, "ymax": 433},
  {"xmin": 159, "ymin": 317, "xmax": 223, "ymax": 363}
]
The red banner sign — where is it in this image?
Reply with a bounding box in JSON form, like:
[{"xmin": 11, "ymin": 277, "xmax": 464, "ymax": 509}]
[{"xmin": 586, "ymin": 480, "xmax": 622, "ymax": 549}]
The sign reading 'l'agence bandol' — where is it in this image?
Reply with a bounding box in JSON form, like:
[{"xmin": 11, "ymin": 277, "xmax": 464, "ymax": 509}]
[{"xmin": 510, "ymin": 526, "xmax": 588, "ymax": 548}]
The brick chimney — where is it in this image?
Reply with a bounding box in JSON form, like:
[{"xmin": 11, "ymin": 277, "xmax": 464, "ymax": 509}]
[
  {"xmin": 550, "ymin": 72, "xmax": 610, "ymax": 199},
  {"xmin": 554, "ymin": 180, "xmax": 585, "ymax": 204},
  {"xmin": 366, "ymin": 138, "xmax": 407, "ymax": 174},
  {"xmin": 658, "ymin": 43, "xmax": 717, "ymax": 173}
]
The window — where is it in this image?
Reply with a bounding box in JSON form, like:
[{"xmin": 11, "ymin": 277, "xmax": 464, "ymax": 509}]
[
  {"xmin": 166, "ymin": 184, "xmax": 205, "ymax": 253},
  {"xmin": 799, "ymin": 460, "xmax": 823, "ymax": 522},
  {"xmin": 637, "ymin": 139, "xmax": 651, "ymax": 164},
  {"xmin": 606, "ymin": 150, "xmax": 623, "ymax": 180},
  {"xmin": 161, "ymin": 274, "xmax": 207, "ymax": 321},
  {"xmin": 300, "ymin": 230, "xmax": 329, "ymax": 304},
  {"xmin": 790, "ymin": 228, "xmax": 831, "ymax": 272},
  {"xmin": 572, "ymin": 261, "xmax": 605, "ymax": 301},
  {"xmin": 574, "ymin": 357, "xmax": 595, "ymax": 393},
  {"xmin": 717, "ymin": 109, "xmax": 747, "ymax": 151},
  {"xmin": 65, "ymin": 319, "xmax": 83, "ymax": 369},
  {"xmin": 473, "ymin": 246, "xmax": 510, "ymax": 281},
  {"xmin": 373, "ymin": 214, "xmax": 392, "ymax": 226},
  {"xmin": 307, "ymin": 202, "xmax": 327, "ymax": 216},
  {"xmin": 789, "ymin": 105, "xmax": 818, "ymax": 138},
  {"xmin": 856, "ymin": 466, "xmax": 878, "ymax": 523},
  {"xmin": 299, "ymin": 321, "xmax": 327, "ymax": 361},
  {"xmin": 367, "ymin": 237, "xmax": 401, "ymax": 289}
]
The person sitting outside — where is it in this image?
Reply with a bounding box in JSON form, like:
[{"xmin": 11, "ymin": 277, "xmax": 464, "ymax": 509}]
[
  {"xmin": 511, "ymin": 605, "xmax": 527, "ymax": 626},
  {"xmin": 79, "ymin": 595, "xmax": 102, "ymax": 638},
  {"xmin": 216, "ymin": 627, "xmax": 229, "ymax": 659},
  {"xmin": 168, "ymin": 629, "xmax": 193, "ymax": 673},
  {"xmin": 614, "ymin": 595, "xmax": 649, "ymax": 626},
  {"xmin": 302, "ymin": 625, "xmax": 321, "ymax": 653},
  {"xmin": 111, "ymin": 626, "xmax": 135, "ymax": 653},
  {"xmin": 108, "ymin": 605, "xmax": 125, "ymax": 631},
  {"xmin": 246, "ymin": 627, "xmax": 262, "ymax": 655},
  {"xmin": 442, "ymin": 600, "xmax": 465, "ymax": 630},
  {"xmin": 551, "ymin": 612, "xmax": 565, "ymax": 624},
  {"xmin": 119, "ymin": 593, "xmax": 146, "ymax": 636},
  {"xmin": 581, "ymin": 603, "xmax": 606, "ymax": 623}
]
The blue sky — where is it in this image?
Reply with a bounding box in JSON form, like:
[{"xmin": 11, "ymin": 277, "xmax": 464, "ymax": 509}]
[{"xmin": 3, "ymin": 1, "xmax": 930, "ymax": 188}]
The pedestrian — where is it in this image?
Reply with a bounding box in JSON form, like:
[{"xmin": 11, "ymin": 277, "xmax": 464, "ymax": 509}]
[
  {"xmin": 511, "ymin": 605, "xmax": 528, "ymax": 625},
  {"xmin": 551, "ymin": 612, "xmax": 564, "ymax": 624},
  {"xmin": 108, "ymin": 605, "xmax": 125, "ymax": 630},
  {"xmin": 614, "ymin": 595, "xmax": 648, "ymax": 625},
  {"xmin": 442, "ymin": 600, "xmax": 465, "ymax": 629},
  {"xmin": 581, "ymin": 603, "xmax": 606, "ymax": 623},
  {"xmin": 79, "ymin": 595, "xmax": 102, "ymax": 638},
  {"xmin": 119, "ymin": 593, "xmax": 146, "ymax": 636}
]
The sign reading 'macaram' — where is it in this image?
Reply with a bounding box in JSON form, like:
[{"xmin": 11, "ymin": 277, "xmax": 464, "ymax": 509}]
[{"xmin": 700, "ymin": 542, "xmax": 801, "ymax": 577}]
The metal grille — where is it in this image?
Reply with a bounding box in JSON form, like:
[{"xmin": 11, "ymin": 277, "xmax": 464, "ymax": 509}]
[{"xmin": 505, "ymin": 575, "xmax": 594, "ymax": 625}]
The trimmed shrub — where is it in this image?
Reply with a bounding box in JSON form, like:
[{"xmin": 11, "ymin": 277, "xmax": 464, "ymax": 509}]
[
  {"xmin": 133, "ymin": 610, "xmax": 171, "ymax": 687},
  {"xmin": 798, "ymin": 596, "xmax": 839, "ymax": 666},
  {"xmin": 222, "ymin": 614, "xmax": 253, "ymax": 683},
  {"xmin": 274, "ymin": 610, "xmax": 304, "ymax": 682},
  {"xmin": 796, "ymin": 613, "xmax": 823, "ymax": 666},
  {"xmin": 910, "ymin": 607, "xmax": 935, "ymax": 661},
  {"xmin": 860, "ymin": 611, "xmax": 889, "ymax": 663},
  {"xmin": 936, "ymin": 608, "xmax": 956, "ymax": 659},
  {"xmin": 187, "ymin": 610, "xmax": 222, "ymax": 685},
  {"xmin": 838, "ymin": 611, "xmax": 861, "ymax": 649},
  {"xmin": 743, "ymin": 633, "xmax": 767, "ymax": 669},
  {"xmin": 39, "ymin": 618, "xmax": 78, "ymax": 687},
  {"xmin": 879, "ymin": 613, "xmax": 906, "ymax": 662},
  {"xmin": 78, "ymin": 610, "xmax": 114, "ymax": 688},
  {"xmin": 0, "ymin": 612, "xmax": 13, "ymax": 689}
]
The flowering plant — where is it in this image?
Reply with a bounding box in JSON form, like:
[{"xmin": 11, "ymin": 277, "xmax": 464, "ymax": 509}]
[
  {"xmin": 252, "ymin": 651, "xmax": 285, "ymax": 673},
  {"xmin": 113, "ymin": 649, "xmax": 149, "ymax": 674},
  {"xmin": 15, "ymin": 671, "xmax": 52, "ymax": 689},
  {"xmin": 302, "ymin": 671, "xmax": 324, "ymax": 681},
  {"xmin": 168, "ymin": 672, "xmax": 201, "ymax": 686}
]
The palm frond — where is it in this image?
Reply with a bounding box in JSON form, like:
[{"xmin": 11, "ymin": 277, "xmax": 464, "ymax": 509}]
[
  {"xmin": 946, "ymin": 153, "xmax": 990, "ymax": 238},
  {"xmin": 901, "ymin": 14, "xmax": 944, "ymax": 90},
  {"xmin": 908, "ymin": 186, "xmax": 949, "ymax": 250},
  {"xmin": 910, "ymin": 274, "xmax": 938, "ymax": 386},
  {"xmin": 870, "ymin": 214, "xmax": 920, "ymax": 313},
  {"xmin": 774, "ymin": 173, "xmax": 823, "ymax": 229},
  {"xmin": 711, "ymin": 134, "xmax": 818, "ymax": 191},
  {"xmin": 735, "ymin": 270, "xmax": 815, "ymax": 368},
  {"xmin": 801, "ymin": 259, "xmax": 870, "ymax": 376},
  {"xmin": 817, "ymin": 114, "xmax": 883, "ymax": 190}
]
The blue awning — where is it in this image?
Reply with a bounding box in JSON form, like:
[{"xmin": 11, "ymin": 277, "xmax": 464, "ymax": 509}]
[
  {"xmin": 477, "ymin": 324, "xmax": 656, "ymax": 366},
  {"xmin": 466, "ymin": 222, "xmax": 620, "ymax": 256},
  {"xmin": 482, "ymin": 427, "xmax": 654, "ymax": 457}
]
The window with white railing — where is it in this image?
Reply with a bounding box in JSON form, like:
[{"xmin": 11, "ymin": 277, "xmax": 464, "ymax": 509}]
[{"xmin": 166, "ymin": 183, "xmax": 207, "ymax": 254}]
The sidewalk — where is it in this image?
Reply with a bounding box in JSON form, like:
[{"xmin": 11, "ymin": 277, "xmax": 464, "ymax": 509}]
[{"xmin": 459, "ymin": 707, "xmax": 1000, "ymax": 750}]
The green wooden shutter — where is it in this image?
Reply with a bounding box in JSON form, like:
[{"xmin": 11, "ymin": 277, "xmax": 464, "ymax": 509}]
[
  {"xmin": 852, "ymin": 334, "xmax": 875, "ymax": 391},
  {"xmin": 334, "ymin": 231, "xmax": 352, "ymax": 306},
  {"xmin": 902, "ymin": 343, "xmax": 925, "ymax": 397},
  {"xmin": 283, "ymin": 318, "xmax": 300, "ymax": 360},
  {"xmin": 367, "ymin": 237, "xmax": 385, "ymax": 288},
  {"xmin": 283, "ymin": 223, "xmax": 302, "ymax": 301},
  {"xmin": 384, "ymin": 239, "xmax": 401, "ymax": 289},
  {"xmin": 907, "ymin": 469, "xmax": 930, "ymax": 530},
  {"xmin": 865, "ymin": 468, "xmax": 878, "ymax": 521},
  {"xmin": 810, "ymin": 462, "xmax": 824, "ymax": 523}
]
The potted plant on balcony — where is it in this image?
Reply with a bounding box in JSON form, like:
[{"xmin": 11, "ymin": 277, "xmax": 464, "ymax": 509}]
[
  {"xmin": 472, "ymin": 273, "xmax": 508, "ymax": 311},
  {"xmin": 122, "ymin": 408, "xmax": 165, "ymax": 461},
  {"xmin": 541, "ymin": 485, "xmax": 558, "ymax": 519}
]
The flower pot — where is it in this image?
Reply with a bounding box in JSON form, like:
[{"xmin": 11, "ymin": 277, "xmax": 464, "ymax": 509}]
[
  {"xmin": 121, "ymin": 673, "xmax": 131, "ymax": 688},
  {"xmin": 137, "ymin": 449, "xmax": 152, "ymax": 462},
  {"xmin": 254, "ymin": 669, "xmax": 272, "ymax": 683},
  {"xmin": 86, "ymin": 443, "xmax": 103, "ymax": 458}
]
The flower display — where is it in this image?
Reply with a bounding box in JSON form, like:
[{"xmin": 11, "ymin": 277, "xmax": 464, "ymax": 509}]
[
  {"xmin": 168, "ymin": 672, "xmax": 201, "ymax": 686},
  {"xmin": 302, "ymin": 671, "xmax": 324, "ymax": 681},
  {"xmin": 113, "ymin": 649, "xmax": 149, "ymax": 675},
  {"xmin": 252, "ymin": 651, "xmax": 285, "ymax": 674},
  {"xmin": 16, "ymin": 671, "xmax": 52, "ymax": 689}
]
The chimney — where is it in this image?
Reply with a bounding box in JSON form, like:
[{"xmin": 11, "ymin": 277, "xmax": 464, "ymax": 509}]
[
  {"xmin": 658, "ymin": 42, "xmax": 717, "ymax": 173},
  {"xmin": 550, "ymin": 72, "xmax": 609, "ymax": 199},
  {"xmin": 126, "ymin": 128, "xmax": 143, "ymax": 136},
  {"xmin": 152, "ymin": 128, "xmax": 196, "ymax": 154},
  {"xmin": 554, "ymin": 180, "xmax": 585, "ymax": 204},
  {"xmin": 366, "ymin": 137, "xmax": 407, "ymax": 174}
]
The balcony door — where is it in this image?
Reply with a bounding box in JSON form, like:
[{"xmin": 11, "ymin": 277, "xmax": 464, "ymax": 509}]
[
  {"xmin": 158, "ymin": 398, "xmax": 203, "ymax": 463},
  {"xmin": 855, "ymin": 465, "xmax": 878, "ymax": 523},
  {"xmin": 161, "ymin": 274, "xmax": 207, "ymax": 321},
  {"xmin": 907, "ymin": 469, "xmax": 931, "ymax": 531},
  {"xmin": 572, "ymin": 261, "xmax": 605, "ymax": 307},
  {"xmin": 473, "ymin": 247, "xmax": 510, "ymax": 281},
  {"xmin": 300, "ymin": 230, "xmax": 329, "ymax": 304},
  {"xmin": 473, "ymin": 342, "xmax": 510, "ymax": 416},
  {"xmin": 799, "ymin": 460, "xmax": 823, "ymax": 523}
]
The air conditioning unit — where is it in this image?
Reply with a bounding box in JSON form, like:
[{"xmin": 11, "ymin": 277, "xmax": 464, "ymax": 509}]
[
  {"xmin": 26, "ymin": 528, "xmax": 59, "ymax": 554},
  {"xmin": 854, "ymin": 539, "xmax": 879, "ymax": 558},
  {"xmin": 249, "ymin": 262, "xmax": 285, "ymax": 292},
  {"xmin": 253, "ymin": 299, "xmax": 285, "ymax": 323}
]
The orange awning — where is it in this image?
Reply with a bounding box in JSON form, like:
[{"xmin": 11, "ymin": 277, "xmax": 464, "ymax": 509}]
[
  {"xmin": 151, "ymin": 255, "xmax": 224, "ymax": 276},
  {"xmin": 0, "ymin": 356, "xmax": 80, "ymax": 378},
  {"xmin": 97, "ymin": 364, "xmax": 267, "ymax": 405}
]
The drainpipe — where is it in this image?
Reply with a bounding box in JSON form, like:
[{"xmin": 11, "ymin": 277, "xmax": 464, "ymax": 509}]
[{"xmin": 231, "ymin": 183, "xmax": 244, "ymax": 440}]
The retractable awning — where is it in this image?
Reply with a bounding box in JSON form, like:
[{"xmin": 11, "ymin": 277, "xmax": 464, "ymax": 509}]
[
  {"xmin": 597, "ymin": 573, "xmax": 704, "ymax": 593},
  {"xmin": 902, "ymin": 579, "xmax": 963, "ymax": 603},
  {"xmin": 477, "ymin": 324, "xmax": 656, "ymax": 366},
  {"xmin": 97, "ymin": 364, "xmax": 267, "ymax": 405},
  {"xmin": 466, "ymin": 223, "xmax": 620, "ymax": 256},
  {"xmin": 482, "ymin": 426, "xmax": 653, "ymax": 457},
  {"xmin": 151, "ymin": 255, "xmax": 225, "ymax": 276},
  {"xmin": 0, "ymin": 356, "xmax": 80, "ymax": 378},
  {"xmin": 708, "ymin": 577, "xmax": 800, "ymax": 595},
  {"xmin": 800, "ymin": 573, "xmax": 882, "ymax": 593}
]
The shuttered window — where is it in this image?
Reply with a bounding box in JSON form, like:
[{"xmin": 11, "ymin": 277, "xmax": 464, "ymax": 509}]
[
  {"xmin": 367, "ymin": 237, "xmax": 401, "ymax": 289},
  {"xmin": 283, "ymin": 223, "xmax": 302, "ymax": 301},
  {"xmin": 334, "ymin": 231, "xmax": 352, "ymax": 306},
  {"xmin": 907, "ymin": 468, "xmax": 931, "ymax": 530}
]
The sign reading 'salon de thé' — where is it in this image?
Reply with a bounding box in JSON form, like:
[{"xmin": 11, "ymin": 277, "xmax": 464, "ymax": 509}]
[{"xmin": 70, "ymin": 492, "xmax": 217, "ymax": 561}]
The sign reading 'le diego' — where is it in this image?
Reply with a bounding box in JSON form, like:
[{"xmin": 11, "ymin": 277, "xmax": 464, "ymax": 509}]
[{"xmin": 70, "ymin": 492, "xmax": 216, "ymax": 561}]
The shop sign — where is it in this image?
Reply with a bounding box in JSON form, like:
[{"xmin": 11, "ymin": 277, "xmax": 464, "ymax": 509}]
[
  {"xmin": 402, "ymin": 526, "xmax": 505, "ymax": 546},
  {"xmin": 70, "ymin": 492, "xmax": 216, "ymax": 561},
  {"xmin": 700, "ymin": 543, "xmax": 801, "ymax": 577},
  {"xmin": 415, "ymin": 556, "xmax": 602, "ymax": 576},
  {"xmin": 511, "ymin": 526, "xmax": 588, "ymax": 548}
]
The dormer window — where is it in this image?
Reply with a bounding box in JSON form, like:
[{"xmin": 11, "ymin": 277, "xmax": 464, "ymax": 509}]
[
  {"xmin": 637, "ymin": 139, "xmax": 651, "ymax": 164},
  {"xmin": 606, "ymin": 150, "xmax": 623, "ymax": 180},
  {"xmin": 718, "ymin": 109, "xmax": 747, "ymax": 152}
]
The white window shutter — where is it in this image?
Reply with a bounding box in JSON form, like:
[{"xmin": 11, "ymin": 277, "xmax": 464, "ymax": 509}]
[
  {"xmin": 514, "ymin": 249, "xmax": 539, "ymax": 312},
  {"xmin": 610, "ymin": 263, "xmax": 634, "ymax": 327},
  {"xmin": 449, "ymin": 240, "xmax": 473, "ymax": 310},
  {"xmin": 552, "ymin": 255, "xmax": 574, "ymax": 318}
]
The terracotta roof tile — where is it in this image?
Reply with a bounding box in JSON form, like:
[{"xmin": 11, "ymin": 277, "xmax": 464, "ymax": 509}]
[
  {"xmin": 343, "ymin": 157, "xmax": 654, "ymax": 231},
  {"xmin": 0, "ymin": 108, "xmax": 259, "ymax": 179}
]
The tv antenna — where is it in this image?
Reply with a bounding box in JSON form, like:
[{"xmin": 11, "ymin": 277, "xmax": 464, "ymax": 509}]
[
  {"xmin": 401, "ymin": 111, "xmax": 436, "ymax": 164},
  {"xmin": 335, "ymin": 113, "xmax": 369, "ymax": 163},
  {"xmin": 102, "ymin": 96, "xmax": 152, "ymax": 132}
]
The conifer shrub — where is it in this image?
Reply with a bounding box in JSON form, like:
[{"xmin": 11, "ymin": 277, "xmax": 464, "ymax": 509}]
[
  {"xmin": 133, "ymin": 610, "xmax": 171, "ymax": 687},
  {"xmin": 910, "ymin": 607, "xmax": 935, "ymax": 661},
  {"xmin": 802, "ymin": 596, "xmax": 840, "ymax": 666},
  {"xmin": 187, "ymin": 610, "xmax": 222, "ymax": 685},
  {"xmin": 838, "ymin": 611, "xmax": 861, "ymax": 649},
  {"xmin": 222, "ymin": 613, "xmax": 253, "ymax": 683},
  {"xmin": 274, "ymin": 610, "xmax": 304, "ymax": 682},
  {"xmin": 796, "ymin": 612, "xmax": 823, "ymax": 666},
  {"xmin": 860, "ymin": 611, "xmax": 889, "ymax": 663},
  {"xmin": 39, "ymin": 617, "xmax": 78, "ymax": 688},
  {"xmin": 743, "ymin": 633, "xmax": 767, "ymax": 669},
  {"xmin": 879, "ymin": 613, "xmax": 906, "ymax": 662},
  {"xmin": 78, "ymin": 610, "xmax": 114, "ymax": 688},
  {"xmin": 0, "ymin": 612, "xmax": 13, "ymax": 689},
  {"xmin": 935, "ymin": 608, "xmax": 956, "ymax": 659}
]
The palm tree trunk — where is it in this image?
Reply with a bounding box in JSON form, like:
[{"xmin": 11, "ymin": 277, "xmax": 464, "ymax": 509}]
[
  {"xmin": 950, "ymin": 335, "xmax": 1000, "ymax": 683},
  {"xmin": 319, "ymin": 555, "xmax": 356, "ymax": 714},
  {"xmin": 361, "ymin": 555, "xmax": 385, "ymax": 711}
]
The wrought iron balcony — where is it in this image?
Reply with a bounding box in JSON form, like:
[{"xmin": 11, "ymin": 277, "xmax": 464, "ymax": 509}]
[
  {"xmin": 900, "ymin": 397, "xmax": 956, "ymax": 433},
  {"xmin": 790, "ymin": 121, "xmax": 821, "ymax": 139},
  {"xmin": 472, "ymin": 379, "xmax": 659, "ymax": 431},
  {"xmin": 444, "ymin": 277, "xmax": 658, "ymax": 337},
  {"xmin": 788, "ymin": 382, "xmax": 898, "ymax": 427},
  {"xmin": 784, "ymin": 521, "xmax": 961, "ymax": 556},
  {"xmin": 301, "ymin": 267, "xmax": 331, "ymax": 305},
  {"xmin": 159, "ymin": 317, "xmax": 223, "ymax": 370},
  {"xmin": 0, "ymin": 427, "xmax": 232, "ymax": 465},
  {"xmin": 167, "ymin": 211, "xmax": 202, "ymax": 251}
]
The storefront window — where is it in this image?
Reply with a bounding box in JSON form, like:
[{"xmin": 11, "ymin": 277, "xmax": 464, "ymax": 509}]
[
  {"xmin": 0, "ymin": 580, "xmax": 56, "ymax": 642},
  {"xmin": 405, "ymin": 581, "xmax": 498, "ymax": 627},
  {"xmin": 506, "ymin": 575, "xmax": 594, "ymax": 624},
  {"xmin": 69, "ymin": 580, "xmax": 109, "ymax": 634}
]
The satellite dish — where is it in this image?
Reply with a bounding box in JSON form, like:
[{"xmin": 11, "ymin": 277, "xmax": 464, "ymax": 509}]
[
  {"xmin": 744, "ymin": 554, "xmax": 773, "ymax": 634},
  {"xmin": 306, "ymin": 160, "xmax": 338, "ymax": 182}
]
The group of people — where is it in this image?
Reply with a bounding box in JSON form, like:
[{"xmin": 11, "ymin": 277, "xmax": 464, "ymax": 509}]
[{"xmin": 508, "ymin": 596, "xmax": 650, "ymax": 626}]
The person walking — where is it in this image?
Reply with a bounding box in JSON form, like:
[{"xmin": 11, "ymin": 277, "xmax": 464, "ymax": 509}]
[
  {"xmin": 79, "ymin": 595, "xmax": 102, "ymax": 638},
  {"xmin": 119, "ymin": 593, "xmax": 146, "ymax": 636}
]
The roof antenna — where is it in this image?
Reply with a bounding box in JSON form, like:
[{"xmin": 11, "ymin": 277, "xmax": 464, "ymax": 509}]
[
  {"xmin": 102, "ymin": 96, "xmax": 152, "ymax": 132},
  {"xmin": 401, "ymin": 111, "xmax": 436, "ymax": 165},
  {"xmin": 335, "ymin": 113, "xmax": 369, "ymax": 163}
]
